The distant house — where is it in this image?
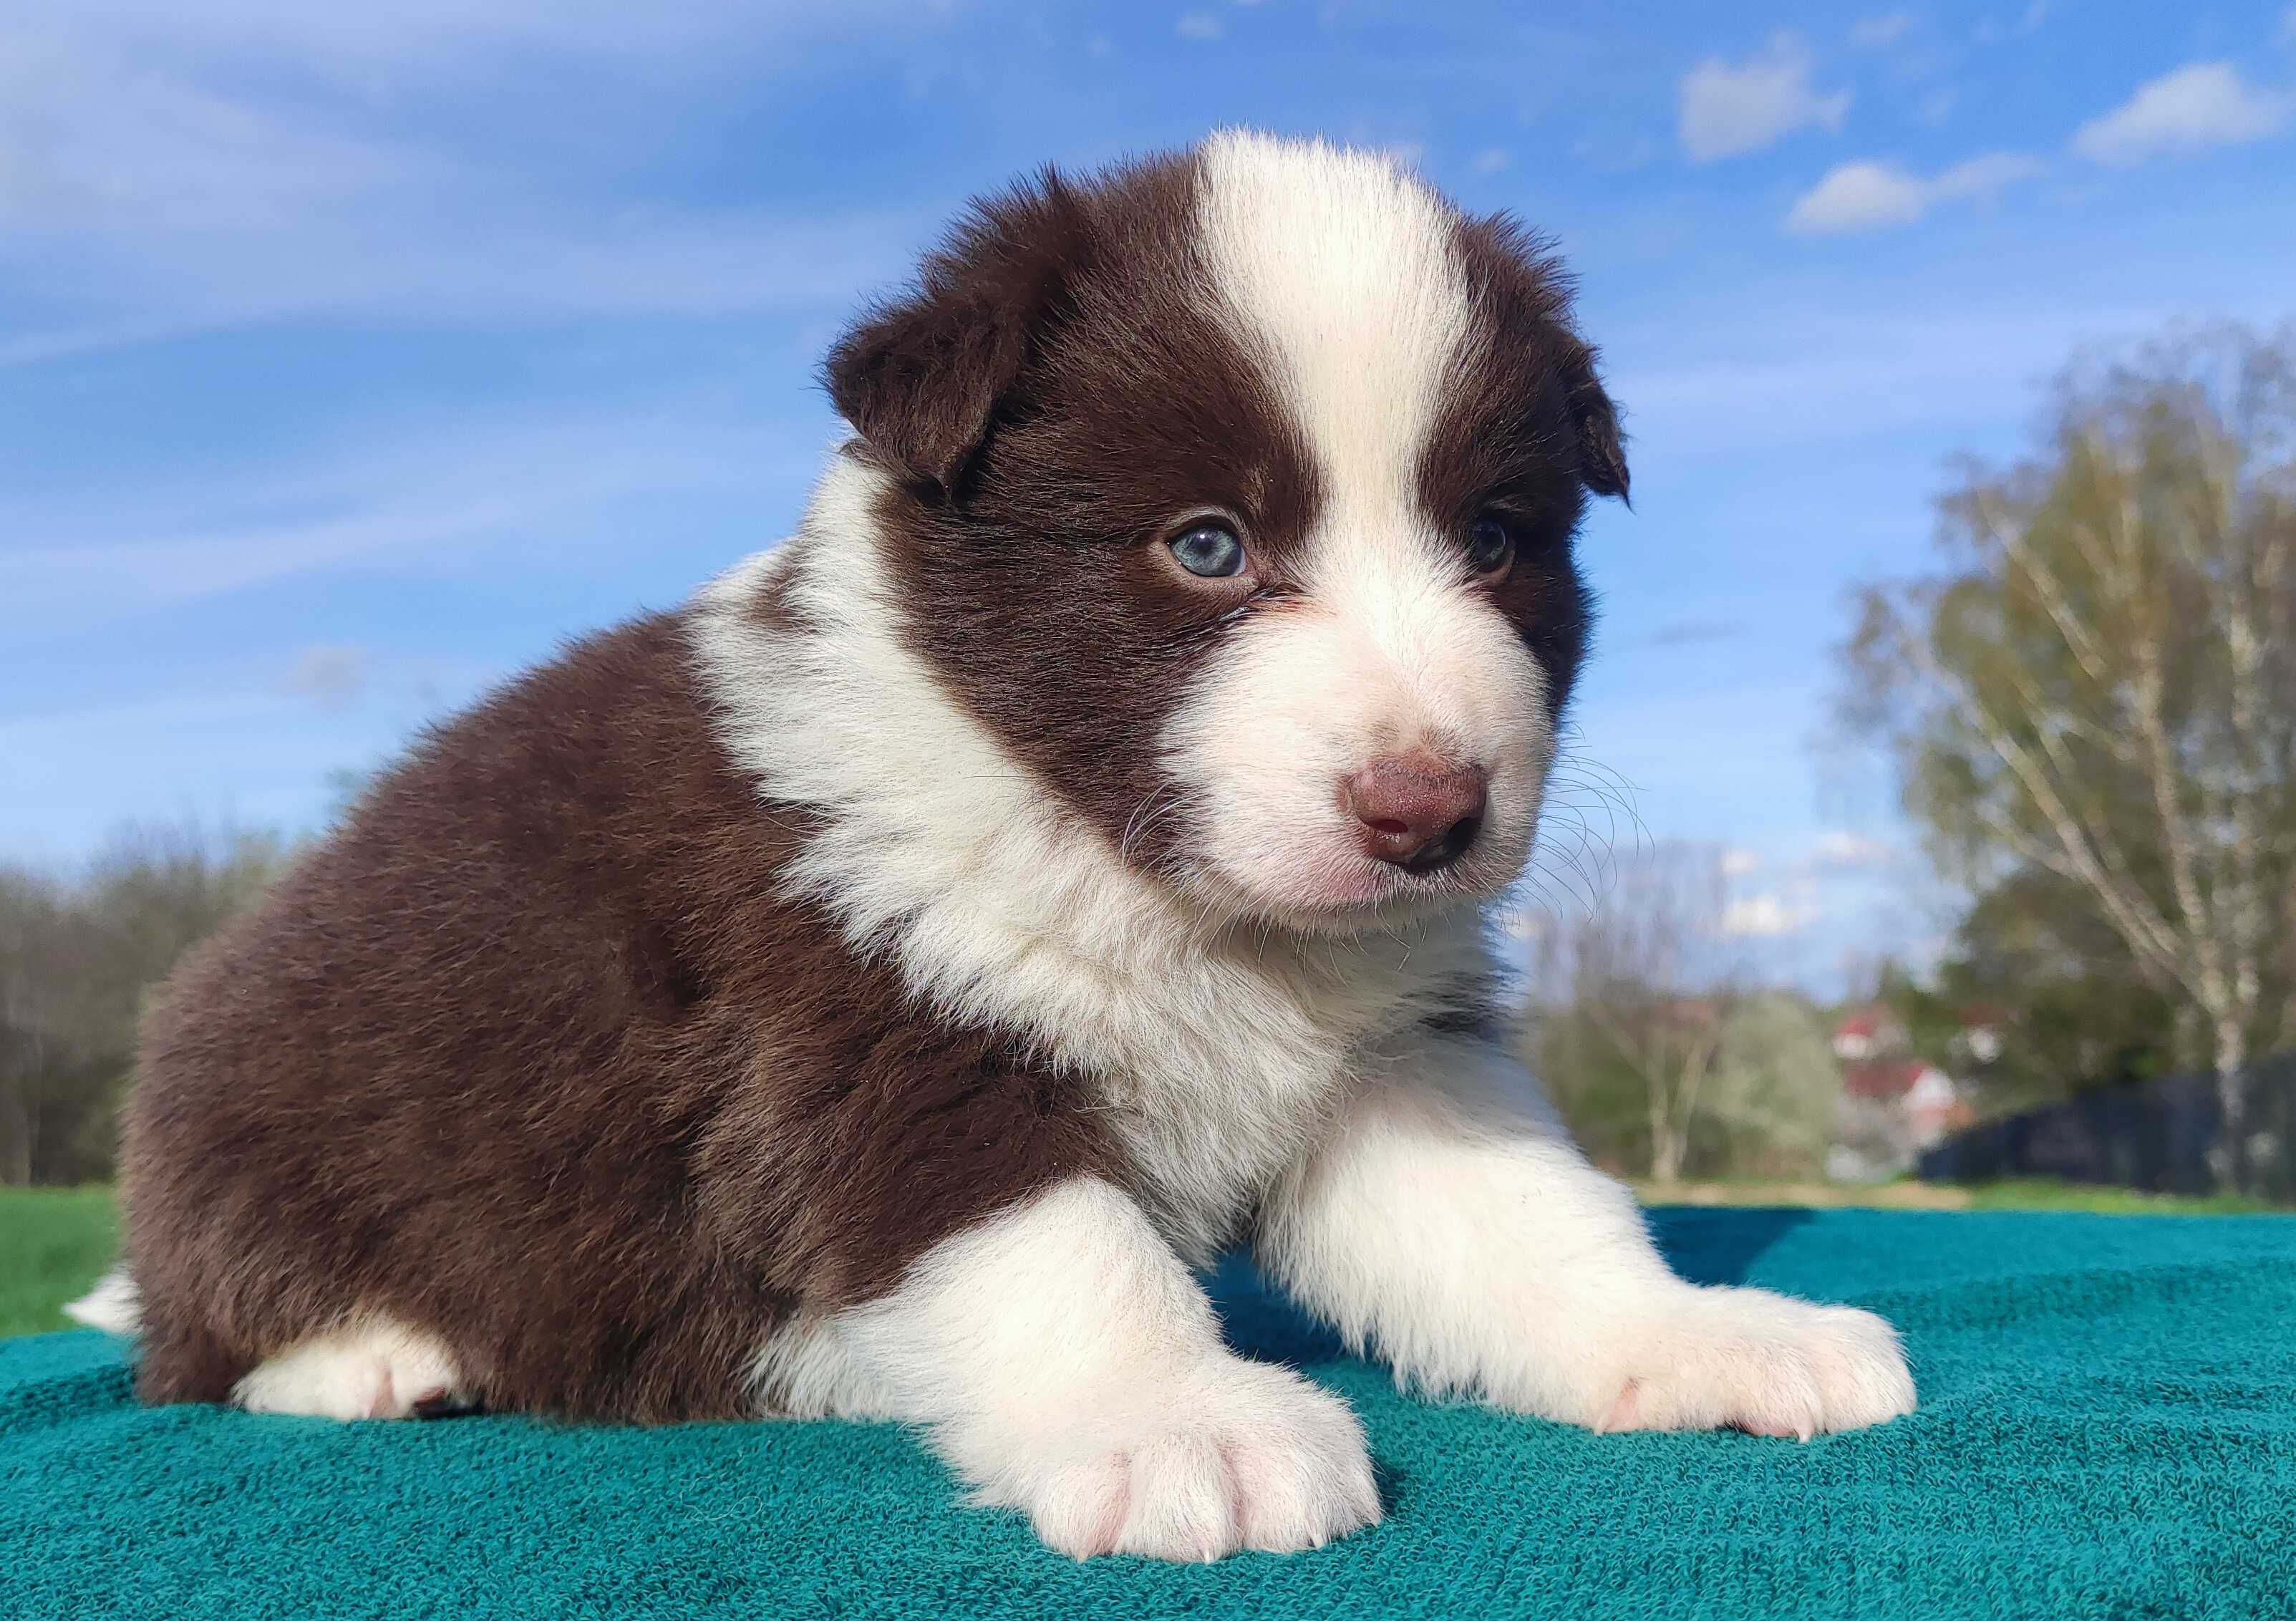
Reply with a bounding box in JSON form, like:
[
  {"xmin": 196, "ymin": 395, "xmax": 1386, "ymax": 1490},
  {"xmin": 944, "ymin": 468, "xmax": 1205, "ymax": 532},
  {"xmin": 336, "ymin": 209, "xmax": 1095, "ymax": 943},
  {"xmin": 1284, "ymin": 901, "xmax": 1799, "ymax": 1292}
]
[
  {"xmin": 1841, "ymin": 1056, "xmax": 1971, "ymax": 1151},
  {"xmin": 1831, "ymin": 1009, "xmax": 1897, "ymax": 1063},
  {"xmin": 1828, "ymin": 1005, "xmax": 1980, "ymax": 1179}
]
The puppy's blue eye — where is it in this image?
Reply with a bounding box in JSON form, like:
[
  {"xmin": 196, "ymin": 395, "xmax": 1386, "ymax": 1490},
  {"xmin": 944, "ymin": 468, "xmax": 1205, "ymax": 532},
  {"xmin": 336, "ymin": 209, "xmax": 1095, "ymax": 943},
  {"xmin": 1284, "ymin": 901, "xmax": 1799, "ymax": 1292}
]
[
  {"xmin": 1169, "ymin": 523, "xmax": 1246, "ymax": 579},
  {"xmin": 1467, "ymin": 515, "xmax": 1515, "ymax": 574}
]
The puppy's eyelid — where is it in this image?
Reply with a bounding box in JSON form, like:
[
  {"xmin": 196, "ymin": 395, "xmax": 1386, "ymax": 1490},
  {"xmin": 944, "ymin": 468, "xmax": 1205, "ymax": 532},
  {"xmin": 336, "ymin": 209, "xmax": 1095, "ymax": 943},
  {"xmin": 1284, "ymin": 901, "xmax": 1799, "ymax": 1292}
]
[{"xmin": 1161, "ymin": 505, "xmax": 1249, "ymax": 543}]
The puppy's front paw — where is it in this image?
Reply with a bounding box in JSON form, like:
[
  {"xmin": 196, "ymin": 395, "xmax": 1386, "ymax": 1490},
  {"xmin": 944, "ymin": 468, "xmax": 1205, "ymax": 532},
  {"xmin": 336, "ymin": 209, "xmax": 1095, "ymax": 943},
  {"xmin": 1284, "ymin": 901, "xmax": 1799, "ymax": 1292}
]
[
  {"xmin": 984, "ymin": 1356, "xmax": 1379, "ymax": 1561},
  {"xmin": 1597, "ymin": 1286, "xmax": 1914, "ymax": 1440}
]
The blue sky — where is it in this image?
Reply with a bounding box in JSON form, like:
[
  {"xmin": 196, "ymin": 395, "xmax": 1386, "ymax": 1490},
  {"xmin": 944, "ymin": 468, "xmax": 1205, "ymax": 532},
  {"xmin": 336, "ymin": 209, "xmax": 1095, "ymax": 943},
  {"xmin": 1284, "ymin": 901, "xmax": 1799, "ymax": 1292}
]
[{"xmin": 4, "ymin": 1, "xmax": 2293, "ymax": 989}]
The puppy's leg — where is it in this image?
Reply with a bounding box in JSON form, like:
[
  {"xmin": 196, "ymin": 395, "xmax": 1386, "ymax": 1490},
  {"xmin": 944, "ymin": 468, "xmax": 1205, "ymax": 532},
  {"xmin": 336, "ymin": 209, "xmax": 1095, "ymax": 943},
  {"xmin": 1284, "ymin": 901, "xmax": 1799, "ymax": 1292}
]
[
  {"xmin": 839, "ymin": 1176, "xmax": 1378, "ymax": 1561},
  {"xmin": 233, "ymin": 1317, "xmax": 470, "ymax": 1421},
  {"xmin": 1259, "ymin": 1033, "xmax": 1914, "ymax": 1439}
]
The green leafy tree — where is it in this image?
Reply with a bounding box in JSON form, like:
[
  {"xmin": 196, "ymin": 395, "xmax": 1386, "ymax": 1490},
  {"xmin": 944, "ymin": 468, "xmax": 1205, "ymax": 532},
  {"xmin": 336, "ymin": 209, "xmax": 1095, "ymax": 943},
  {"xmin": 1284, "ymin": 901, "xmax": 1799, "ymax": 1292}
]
[{"xmin": 1705, "ymin": 992, "xmax": 1842, "ymax": 1176}]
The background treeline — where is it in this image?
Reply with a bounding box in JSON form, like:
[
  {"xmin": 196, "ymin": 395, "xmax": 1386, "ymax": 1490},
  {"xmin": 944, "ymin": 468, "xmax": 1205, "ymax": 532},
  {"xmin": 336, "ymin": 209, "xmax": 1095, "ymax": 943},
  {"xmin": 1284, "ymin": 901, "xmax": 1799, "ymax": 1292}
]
[{"xmin": 0, "ymin": 828, "xmax": 284, "ymax": 1184}]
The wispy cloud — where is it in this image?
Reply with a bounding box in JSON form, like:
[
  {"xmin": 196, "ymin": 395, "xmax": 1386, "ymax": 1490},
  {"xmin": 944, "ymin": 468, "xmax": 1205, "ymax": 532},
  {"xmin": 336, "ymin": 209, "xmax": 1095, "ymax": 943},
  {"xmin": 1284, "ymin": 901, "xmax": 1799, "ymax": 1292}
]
[
  {"xmin": 284, "ymin": 645, "xmax": 369, "ymax": 710},
  {"xmin": 2070, "ymin": 62, "xmax": 2292, "ymax": 167},
  {"xmin": 4, "ymin": 0, "xmax": 912, "ymax": 92},
  {"xmin": 1648, "ymin": 618, "xmax": 1746, "ymax": 647},
  {"xmin": 1848, "ymin": 13, "xmax": 1914, "ymax": 50},
  {"xmin": 0, "ymin": 1, "xmax": 934, "ymax": 362},
  {"xmin": 1786, "ymin": 150, "xmax": 2045, "ymax": 233},
  {"xmin": 1813, "ymin": 830, "xmax": 1895, "ymax": 869},
  {"xmin": 1678, "ymin": 32, "xmax": 1851, "ymax": 163},
  {"xmin": 0, "ymin": 402, "xmax": 817, "ymax": 624},
  {"xmin": 1176, "ymin": 11, "xmax": 1224, "ymax": 42}
]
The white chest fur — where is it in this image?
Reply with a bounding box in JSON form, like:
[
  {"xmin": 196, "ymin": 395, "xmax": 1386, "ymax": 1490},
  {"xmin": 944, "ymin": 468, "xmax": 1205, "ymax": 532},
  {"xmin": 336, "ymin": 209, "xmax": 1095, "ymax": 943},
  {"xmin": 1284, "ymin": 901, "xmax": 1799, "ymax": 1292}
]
[{"xmin": 687, "ymin": 463, "xmax": 1502, "ymax": 1258}]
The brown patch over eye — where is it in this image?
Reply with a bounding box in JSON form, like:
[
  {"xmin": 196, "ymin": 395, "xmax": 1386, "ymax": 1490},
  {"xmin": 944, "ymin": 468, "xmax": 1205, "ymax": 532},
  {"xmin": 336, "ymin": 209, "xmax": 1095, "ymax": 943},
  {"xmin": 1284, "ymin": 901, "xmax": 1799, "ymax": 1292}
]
[
  {"xmin": 869, "ymin": 152, "xmax": 1322, "ymax": 871},
  {"xmin": 1419, "ymin": 212, "xmax": 1617, "ymax": 722}
]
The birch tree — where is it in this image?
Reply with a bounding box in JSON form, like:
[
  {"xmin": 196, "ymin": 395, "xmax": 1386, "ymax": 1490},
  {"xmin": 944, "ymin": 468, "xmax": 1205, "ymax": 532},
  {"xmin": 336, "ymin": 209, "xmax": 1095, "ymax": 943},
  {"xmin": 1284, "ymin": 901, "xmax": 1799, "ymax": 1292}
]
[{"xmin": 1840, "ymin": 326, "xmax": 2296, "ymax": 1179}]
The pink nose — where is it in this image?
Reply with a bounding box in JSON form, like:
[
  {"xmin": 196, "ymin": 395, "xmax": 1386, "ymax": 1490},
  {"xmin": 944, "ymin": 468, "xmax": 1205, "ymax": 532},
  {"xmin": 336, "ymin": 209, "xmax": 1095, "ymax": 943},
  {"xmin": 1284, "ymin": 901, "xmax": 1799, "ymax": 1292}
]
[{"xmin": 1342, "ymin": 753, "xmax": 1488, "ymax": 874}]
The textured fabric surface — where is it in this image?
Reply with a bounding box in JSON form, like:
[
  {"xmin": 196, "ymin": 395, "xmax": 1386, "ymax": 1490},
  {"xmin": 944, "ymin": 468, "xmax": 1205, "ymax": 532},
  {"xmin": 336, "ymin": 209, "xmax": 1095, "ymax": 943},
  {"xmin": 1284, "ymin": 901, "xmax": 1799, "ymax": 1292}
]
[{"xmin": 5, "ymin": 1209, "xmax": 2292, "ymax": 1620}]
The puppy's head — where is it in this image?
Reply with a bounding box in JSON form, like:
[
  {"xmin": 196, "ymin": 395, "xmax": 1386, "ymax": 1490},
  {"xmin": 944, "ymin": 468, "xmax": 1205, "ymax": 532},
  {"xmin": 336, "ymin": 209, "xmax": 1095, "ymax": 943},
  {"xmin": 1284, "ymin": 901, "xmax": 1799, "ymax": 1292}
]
[{"xmin": 827, "ymin": 132, "xmax": 1626, "ymax": 934}]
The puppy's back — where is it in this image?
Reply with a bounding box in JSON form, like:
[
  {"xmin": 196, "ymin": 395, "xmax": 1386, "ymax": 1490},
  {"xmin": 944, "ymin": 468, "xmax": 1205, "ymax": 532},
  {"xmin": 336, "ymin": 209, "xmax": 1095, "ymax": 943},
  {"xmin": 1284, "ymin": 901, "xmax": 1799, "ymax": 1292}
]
[{"xmin": 122, "ymin": 610, "xmax": 800, "ymax": 1419}]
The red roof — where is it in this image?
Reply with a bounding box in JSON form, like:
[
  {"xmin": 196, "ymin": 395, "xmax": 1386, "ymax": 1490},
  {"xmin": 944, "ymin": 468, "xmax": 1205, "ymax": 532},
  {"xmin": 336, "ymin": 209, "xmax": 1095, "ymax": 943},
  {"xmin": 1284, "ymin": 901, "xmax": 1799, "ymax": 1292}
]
[{"xmin": 1843, "ymin": 1058, "xmax": 1928, "ymax": 1100}]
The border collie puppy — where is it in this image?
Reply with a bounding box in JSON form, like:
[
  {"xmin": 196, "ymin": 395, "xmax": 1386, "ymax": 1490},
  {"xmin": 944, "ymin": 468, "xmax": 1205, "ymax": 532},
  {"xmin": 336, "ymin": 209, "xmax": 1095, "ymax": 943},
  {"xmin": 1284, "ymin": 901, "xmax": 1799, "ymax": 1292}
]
[{"xmin": 82, "ymin": 132, "xmax": 1913, "ymax": 1562}]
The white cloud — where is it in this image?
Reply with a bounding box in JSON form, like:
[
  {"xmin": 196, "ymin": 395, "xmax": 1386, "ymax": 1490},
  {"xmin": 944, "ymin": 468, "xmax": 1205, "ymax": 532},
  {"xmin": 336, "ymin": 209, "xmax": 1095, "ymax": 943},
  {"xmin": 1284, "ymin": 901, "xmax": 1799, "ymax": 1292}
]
[
  {"xmin": 1813, "ymin": 830, "xmax": 1895, "ymax": 868},
  {"xmin": 1787, "ymin": 161, "xmax": 1926, "ymax": 231},
  {"xmin": 1720, "ymin": 848, "xmax": 1763, "ymax": 879},
  {"xmin": 1471, "ymin": 146, "xmax": 1513, "ymax": 174},
  {"xmin": 1176, "ymin": 11, "xmax": 1224, "ymax": 41},
  {"xmin": 1785, "ymin": 150, "xmax": 2045, "ymax": 233},
  {"xmin": 1720, "ymin": 891, "xmax": 1819, "ymax": 937},
  {"xmin": 2070, "ymin": 62, "xmax": 2292, "ymax": 166},
  {"xmin": 1849, "ymin": 13, "xmax": 1913, "ymax": 49},
  {"xmin": 1678, "ymin": 32, "xmax": 1852, "ymax": 163}
]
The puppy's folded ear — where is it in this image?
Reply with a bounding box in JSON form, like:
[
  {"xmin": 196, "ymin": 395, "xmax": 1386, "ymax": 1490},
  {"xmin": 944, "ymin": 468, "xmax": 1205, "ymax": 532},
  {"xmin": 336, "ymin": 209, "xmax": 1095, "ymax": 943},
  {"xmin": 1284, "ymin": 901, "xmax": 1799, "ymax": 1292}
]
[
  {"xmin": 824, "ymin": 171, "xmax": 1093, "ymax": 498},
  {"xmin": 1452, "ymin": 211, "xmax": 1630, "ymax": 505},
  {"xmin": 1561, "ymin": 339, "xmax": 1629, "ymax": 504}
]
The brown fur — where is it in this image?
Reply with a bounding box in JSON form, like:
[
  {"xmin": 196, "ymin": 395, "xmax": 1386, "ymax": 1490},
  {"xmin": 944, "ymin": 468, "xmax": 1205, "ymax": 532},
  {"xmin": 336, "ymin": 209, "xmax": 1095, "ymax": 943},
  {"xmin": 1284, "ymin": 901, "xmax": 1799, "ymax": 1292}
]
[{"xmin": 123, "ymin": 610, "xmax": 1113, "ymax": 1420}]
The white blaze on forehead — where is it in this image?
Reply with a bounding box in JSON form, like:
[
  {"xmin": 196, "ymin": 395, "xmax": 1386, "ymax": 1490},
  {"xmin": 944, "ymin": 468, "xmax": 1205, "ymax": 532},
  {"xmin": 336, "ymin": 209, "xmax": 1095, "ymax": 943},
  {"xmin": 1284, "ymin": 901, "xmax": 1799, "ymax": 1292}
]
[
  {"xmin": 1168, "ymin": 132, "xmax": 1556, "ymax": 923},
  {"xmin": 1193, "ymin": 130, "xmax": 1475, "ymax": 546}
]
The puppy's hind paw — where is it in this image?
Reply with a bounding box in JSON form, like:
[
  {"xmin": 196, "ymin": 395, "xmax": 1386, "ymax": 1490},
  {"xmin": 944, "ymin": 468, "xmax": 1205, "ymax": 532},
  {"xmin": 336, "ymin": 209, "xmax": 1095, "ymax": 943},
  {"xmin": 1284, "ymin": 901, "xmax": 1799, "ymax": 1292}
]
[{"xmin": 233, "ymin": 1317, "xmax": 469, "ymax": 1422}]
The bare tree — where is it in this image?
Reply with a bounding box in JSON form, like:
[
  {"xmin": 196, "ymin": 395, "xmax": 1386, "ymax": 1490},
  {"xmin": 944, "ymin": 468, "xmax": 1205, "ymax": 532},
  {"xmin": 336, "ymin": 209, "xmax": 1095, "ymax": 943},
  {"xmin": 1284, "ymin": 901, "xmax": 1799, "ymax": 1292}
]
[
  {"xmin": 1840, "ymin": 326, "xmax": 2296, "ymax": 1179},
  {"xmin": 1528, "ymin": 843, "xmax": 1745, "ymax": 1184}
]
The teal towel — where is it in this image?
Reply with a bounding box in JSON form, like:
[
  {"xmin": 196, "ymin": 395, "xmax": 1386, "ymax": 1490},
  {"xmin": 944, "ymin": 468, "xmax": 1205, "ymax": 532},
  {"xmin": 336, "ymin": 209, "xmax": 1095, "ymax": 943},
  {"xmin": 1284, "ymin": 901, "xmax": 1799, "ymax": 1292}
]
[{"xmin": 5, "ymin": 1209, "xmax": 2292, "ymax": 1619}]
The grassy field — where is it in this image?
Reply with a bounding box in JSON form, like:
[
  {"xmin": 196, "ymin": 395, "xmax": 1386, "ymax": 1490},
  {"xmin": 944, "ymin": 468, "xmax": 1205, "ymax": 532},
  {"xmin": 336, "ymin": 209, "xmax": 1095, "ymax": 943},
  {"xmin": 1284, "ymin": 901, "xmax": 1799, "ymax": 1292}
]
[
  {"xmin": 1637, "ymin": 1177, "xmax": 2280, "ymax": 1215},
  {"xmin": 1, "ymin": 1186, "xmax": 117, "ymax": 1338},
  {"xmin": 0, "ymin": 1178, "xmax": 2284, "ymax": 1341}
]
